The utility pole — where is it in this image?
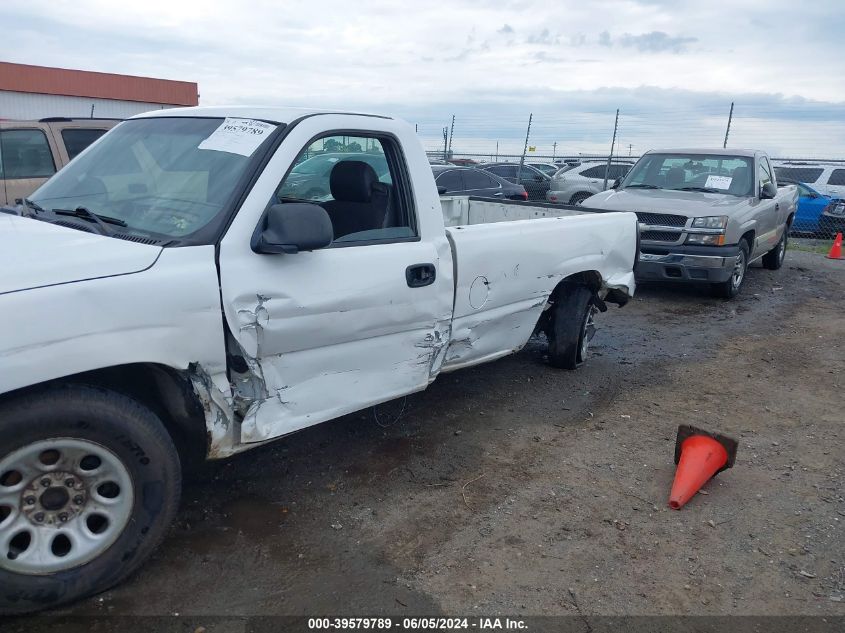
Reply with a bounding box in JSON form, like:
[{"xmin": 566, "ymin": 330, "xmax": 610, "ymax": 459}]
[
  {"xmin": 442, "ymin": 127, "xmax": 448, "ymax": 161},
  {"xmin": 448, "ymin": 114, "xmax": 455, "ymax": 155},
  {"xmin": 603, "ymin": 109, "xmax": 620, "ymax": 190},
  {"xmin": 552, "ymin": 141, "xmax": 557, "ymax": 160},
  {"xmin": 723, "ymin": 102, "xmax": 734, "ymax": 148},
  {"xmin": 495, "ymin": 141, "xmax": 498, "ymax": 161},
  {"xmin": 628, "ymin": 143, "xmax": 633, "ymax": 156},
  {"xmin": 517, "ymin": 113, "xmax": 533, "ymax": 182}
]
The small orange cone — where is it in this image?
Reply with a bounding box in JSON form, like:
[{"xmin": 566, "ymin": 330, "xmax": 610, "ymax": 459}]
[
  {"xmin": 669, "ymin": 425, "xmax": 738, "ymax": 510},
  {"xmin": 827, "ymin": 232, "xmax": 843, "ymax": 260}
]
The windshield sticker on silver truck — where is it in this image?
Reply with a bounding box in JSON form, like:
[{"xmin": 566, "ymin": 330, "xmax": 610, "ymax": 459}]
[
  {"xmin": 198, "ymin": 118, "xmax": 277, "ymax": 157},
  {"xmin": 704, "ymin": 175, "xmax": 733, "ymax": 189}
]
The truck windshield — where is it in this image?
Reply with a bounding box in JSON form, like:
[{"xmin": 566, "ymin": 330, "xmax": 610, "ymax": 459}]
[
  {"xmin": 623, "ymin": 153, "xmax": 754, "ymax": 196},
  {"xmin": 29, "ymin": 117, "xmax": 276, "ymax": 241}
]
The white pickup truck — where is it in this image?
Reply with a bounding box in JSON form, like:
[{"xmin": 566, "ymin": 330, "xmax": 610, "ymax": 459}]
[{"xmin": 0, "ymin": 106, "xmax": 637, "ymax": 613}]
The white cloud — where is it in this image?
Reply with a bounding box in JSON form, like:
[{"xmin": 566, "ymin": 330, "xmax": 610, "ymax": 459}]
[{"xmin": 2, "ymin": 0, "xmax": 844, "ymax": 156}]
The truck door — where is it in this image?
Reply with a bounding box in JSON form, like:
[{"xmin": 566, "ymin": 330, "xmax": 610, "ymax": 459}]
[
  {"xmin": 218, "ymin": 116, "xmax": 454, "ymax": 443},
  {"xmin": 0, "ymin": 123, "xmax": 59, "ymax": 206},
  {"xmin": 754, "ymin": 156, "xmax": 779, "ymax": 256}
]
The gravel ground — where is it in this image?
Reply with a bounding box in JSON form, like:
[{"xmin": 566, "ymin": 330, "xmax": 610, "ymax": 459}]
[{"xmin": 9, "ymin": 248, "xmax": 845, "ymax": 627}]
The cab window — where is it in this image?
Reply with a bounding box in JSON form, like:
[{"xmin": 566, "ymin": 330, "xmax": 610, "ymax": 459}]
[
  {"xmin": 0, "ymin": 129, "xmax": 56, "ymax": 179},
  {"xmin": 274, "ymin": 134, "xmax": 417, "ymax": 244},
  {"xmin": 61, "ymin": 128, "xmax": 108, "ymax": 161}
]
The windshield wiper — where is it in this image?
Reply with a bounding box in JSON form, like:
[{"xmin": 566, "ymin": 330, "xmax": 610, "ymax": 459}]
[
  {"xmin": 676, "ymin": 186, "xmax": 722, "ymax": 194},
  {"xmin": 625, "ymin": 184, "xmax": 661, "ymax": 189},
  {"xmin": 53, "ymin": 207, "xmax": 127, "ymax": 236},
  {"xmin": 21, "ymin": 198, "xmax": 48, "ymax": 218}
]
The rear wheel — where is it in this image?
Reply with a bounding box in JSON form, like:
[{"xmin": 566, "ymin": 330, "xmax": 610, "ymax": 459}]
[
  {"xmin": 762, "ymin": 227, "xmax": 787, "ymax": 270},
  {"xmin": 570, "ymin": 192, "xmax": 592, "ymax": 206},
  {"xmin": 711, "ymin": 240, "xmax": 749, "ymax": 299},
  {"xmin": 547, "ymin": 284, "xmax": 596, "ymax": 369},
  {"xmin": 0, "ymin": 385, "xmax": 181, "ymax": 615}
]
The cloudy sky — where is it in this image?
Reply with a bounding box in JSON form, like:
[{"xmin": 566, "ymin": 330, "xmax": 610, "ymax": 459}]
[{"xmin": 3, "ymin": 0, "xmax": 844, "ymax": 156}]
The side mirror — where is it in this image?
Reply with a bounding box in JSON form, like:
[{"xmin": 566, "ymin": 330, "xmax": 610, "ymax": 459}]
[
  {"xmin": 252, "ymin": 203, "xmax": 333, "ymax": 254},
  {"xmin": 437, "ymin": 185, "xmax": 448, "ymax": 195},
  {"xmin": 533, "ymin": 175, "xmax": 544, "ymax": 182},
  {"xmin": 760, "ymin": 181, "xmax": 777, "ymax": 200},
  {"xmin": 611, "ymin": 178, "xmax": 621, "ymax": 190}
]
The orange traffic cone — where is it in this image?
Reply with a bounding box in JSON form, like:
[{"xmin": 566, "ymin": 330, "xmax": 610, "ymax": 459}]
[
  {"xmin": 827, "ymin": 232, "xmax": 843, "ymax": 260},
  {"xmin": 669, "ymin": 425, "xmax": 738, "ymax": 510}
]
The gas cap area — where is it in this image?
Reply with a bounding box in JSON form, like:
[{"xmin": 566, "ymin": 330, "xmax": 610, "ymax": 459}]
[{"xmin": 469, "ymin": 276, "xmax": 490, "ymax": 310}]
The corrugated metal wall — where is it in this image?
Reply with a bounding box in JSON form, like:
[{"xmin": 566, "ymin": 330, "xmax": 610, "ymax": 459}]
[{"xmin": 0, "ymin": 90, "xmax": 184, "ymax": 120}]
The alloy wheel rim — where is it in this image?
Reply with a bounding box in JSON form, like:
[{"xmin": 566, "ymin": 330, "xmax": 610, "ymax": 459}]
[
  {"xmin": 0, "ymin": 438, "xmax": 134, "ymax": 575},
  {"xmin": 732, "ymin": 251, "xmax": 746, "ymax": 289},
  {"xmin": 581, "ymin": 305, "xmax": 597, "ymax": 359}
]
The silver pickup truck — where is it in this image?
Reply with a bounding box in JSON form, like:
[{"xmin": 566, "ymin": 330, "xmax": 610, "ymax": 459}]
[{"xmin": 586, "ymin": 148, "xmax": 799, "ymax": 298}]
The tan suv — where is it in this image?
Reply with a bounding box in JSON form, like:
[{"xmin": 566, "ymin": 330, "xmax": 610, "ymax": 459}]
[{"xmin": 0, "ymin": 118, "xmax": 118, "ymax": 206}]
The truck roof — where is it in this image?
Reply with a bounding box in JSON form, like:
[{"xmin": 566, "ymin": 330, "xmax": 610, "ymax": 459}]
[
  {"xmin": 647, "ymin": 148, "xmax": 762, "ymax": 158},
  {"xmin": 131, "ymin": 105, "xmax": 390, "ymax": 125}
]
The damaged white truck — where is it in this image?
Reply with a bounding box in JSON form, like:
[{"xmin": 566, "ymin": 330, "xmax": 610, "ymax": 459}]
[{"xmin": 0, "ymin": 107, "xmax": 637, "ymax": 613}]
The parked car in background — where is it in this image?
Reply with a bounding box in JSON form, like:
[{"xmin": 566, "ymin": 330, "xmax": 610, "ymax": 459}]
[
  {"xmin": 778, "ymin": 180, "xmax": 844, "ymax": 236},
  {"xmin": 585, "ymin": 148, "xmax": 798, "ymax": 298},
  {"xmin": 432, "ymin": 165, "xmax": 527, "ymax": 200},
  {"xmin": 773, "ymin": 162, "xmax": 845, "ymax": 198},
  {"xmin": 447, "ymin": 158, "xmax": 478, "ymax": 166},
  {"xmin": 477, "ymin": 162, "xmax": 551, "ymax": 200},
  {"xmin": 0, "ymin": 118, "xmax": 118, "ymax": 206},
  {"xmin": 547, "ymin": 160, "xmax": 634, "ymax": 205},
  {"xmin": 527, "ymin": 162, "xmax": 560, "ymax": 177}
]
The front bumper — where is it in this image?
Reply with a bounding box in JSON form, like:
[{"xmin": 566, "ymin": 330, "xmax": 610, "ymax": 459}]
[
  {"xmin": 636, "ymin": 244, "xmax": 740, "ymax": 283},
  {"xmin": 821, "ymin": 203, "xmax": 845, "ymax": 235}
]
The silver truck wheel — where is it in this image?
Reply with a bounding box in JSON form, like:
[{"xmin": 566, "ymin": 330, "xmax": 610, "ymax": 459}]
[
  {"xmin": 0, "ymin": 438, "xmax": 134, "ymax": 575},
  {"xmin": 579, "ymin": 305, "xmax": 597, "ymax": 362},
  {"xmin": 762, "ymin": 228, "xmax": 787, "ymax": 270},
  {"xmin": 711, "ymin": 241, "xmax": 749, "ymax": 299},
  {"xmin": 547, "ymin": 283, "xmax": 594, "ymax": 369},
  {"xmin": 0, "ymin": 385, "xmax": 181, "ymax": 615}
]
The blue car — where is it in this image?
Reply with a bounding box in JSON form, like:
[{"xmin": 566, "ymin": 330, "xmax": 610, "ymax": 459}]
[{"xmin": 788, "ymin": 181, "xmax": 843, "ymax": 235}]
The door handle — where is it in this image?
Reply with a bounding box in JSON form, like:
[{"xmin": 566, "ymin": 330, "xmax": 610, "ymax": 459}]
[{"xmin": 406, "ymin": 263, "xmax": 436, "ymax": 288}]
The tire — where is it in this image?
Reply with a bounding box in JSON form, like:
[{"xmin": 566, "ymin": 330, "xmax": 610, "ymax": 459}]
[
  {"xmin": 762, "ymin": 227, "xmax": 787, "ymax": 270},
  {"xmin": 0, "ymin": 385, "xmax": 181, "ymax": 615},
  {"xmin": 711, "ymin": 240, "xmax": 749, "ymax": 299},
  {"xmin": 546, "ymin": 284, "xmax": 595, "ymax": 369},
  {"xmin": 569, "ymin": 192, "xmax": 592, "ymax": 206}
]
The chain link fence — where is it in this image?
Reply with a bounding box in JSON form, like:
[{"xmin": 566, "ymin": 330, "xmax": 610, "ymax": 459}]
[{"xmin": 417, "ymin": 103, "xmax": 845, "ymax": 237}]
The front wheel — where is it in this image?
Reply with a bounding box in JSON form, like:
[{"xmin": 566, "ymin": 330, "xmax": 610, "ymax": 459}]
[
  {"xmin": 711, "ymin": 241, "xmax": 749, "ymax": 299},
  {"xmin": 762, "ymin": 227, "xmax": 787, "ymax": 270},
  {"xmin": 0, "ymin": 385, "xmax": 181, "ymax": 615},
  {"xmin": 546, "ymin": 284, "xmax": 596, "ymax": 369}
]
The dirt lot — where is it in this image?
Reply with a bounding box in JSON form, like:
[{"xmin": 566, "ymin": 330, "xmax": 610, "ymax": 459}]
[{"xmin": 16, "ymin": 249, "xmax": 845, "ymax": 624}]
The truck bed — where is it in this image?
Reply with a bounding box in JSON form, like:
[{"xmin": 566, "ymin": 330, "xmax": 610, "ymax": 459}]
[
  {"xmin": 440, "ymin": 195, "xmax": 592, "ymax": 226},
  {"xmin": 438, "ymin": 195, "xmax": 638, "ymax": 372}
]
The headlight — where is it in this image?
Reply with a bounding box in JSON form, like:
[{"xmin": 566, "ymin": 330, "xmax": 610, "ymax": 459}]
[
  {"xmin": 691, "ymin": 216, "xmax": 728, "ymax": 229},
  {"xmin": 686, "ymin": 234, "xmax": 726, "ymax": 246}
]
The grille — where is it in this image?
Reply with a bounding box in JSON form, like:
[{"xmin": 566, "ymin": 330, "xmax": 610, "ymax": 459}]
[
  {"xmin": 641, "ymin": 230, "xmax": 682, "ymax": 242},
  {"xmin": 635, "ymin": 212, "xmax": 687, "ymax": 227}
]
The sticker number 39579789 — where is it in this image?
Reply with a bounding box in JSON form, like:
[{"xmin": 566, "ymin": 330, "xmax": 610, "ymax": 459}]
[{"xmin": 198, "ymin": 118, "xmax": 278, "ymax": 157}]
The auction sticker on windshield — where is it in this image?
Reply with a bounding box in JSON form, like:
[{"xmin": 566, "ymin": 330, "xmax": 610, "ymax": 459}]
[
  {"xmin": 198, "ymin": 118, "xmax": 277, "ymax": 157},
  {"xmin": 704, "ymin": 175, "xmax": 732, "ymax": 189}
]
